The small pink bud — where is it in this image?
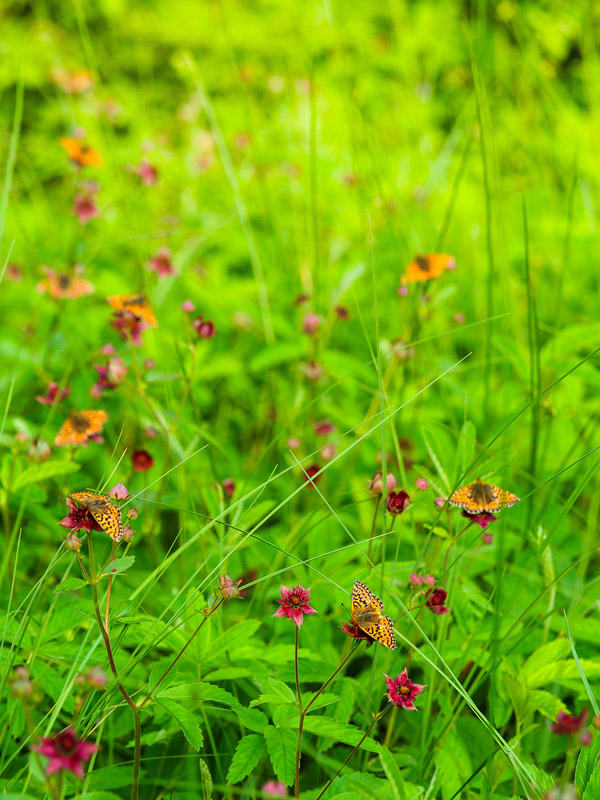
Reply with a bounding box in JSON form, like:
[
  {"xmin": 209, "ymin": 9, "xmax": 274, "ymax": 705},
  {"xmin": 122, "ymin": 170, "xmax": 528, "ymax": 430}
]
[
  {"xmin": 321, "ymin": 444, "xmax": 336, "ymax": 461},
  {"xmin": 143, "ymin": 359, "xmax": 155, "ymax": 370},
  {"xmin": 286, "ymin": 437, "xmax": 300, "ymax": 450},
  {"xmin": 482, "ymin": 533, "xmax": 493, "ymax": 544},
  {"xmin": 434, "ymin": 496, "xmax": 446, "ymax": 509},
  {"xmin": 416, "ymin": 478, "xmax": 428, "ymax": 490},
  {"xmin": 222, "ymin": 478, "xmax": 235, "ymax": 498},
  {"xmin": 181, "ymin": 299, "xmax": 195, "ymax": 312},
  {"xmin": 579, "ymin": 730, "xmax": 592, "ymax": 746},
  {"xmin": 109, "ymin": 482, "xmax": 129, "ymax": 500},
  {"xmin": 100, "ymin": 343, "xmax": 116, "ymax": 356},
  {"xmin": 369, "ymin": 471, "xmax": 398, "ymax": 494},
  {"xmin": 64, "ymin": 534, "xmax": 82, "ymax": 552},
  {"xmin": 398, "ymin": 285, "xmax": 409, "ymax": 297},
  {"xmin": 453, "ymin": 312, "xmax": 465, "ymax": 324},
  {"xmin": 127, "ymin": 508, "xmax": 139, "ymax": 519},
  {"xmin": 409, "ymin": 573, "xmax": 423, "ymax": 587},
  {"xmin": 302, "ymin": 313, "xmax": 321, "ymax": 335},
  {"xmin": 121, "ymin": 526, "xmax": 135, "ymax": 542},
  {"xmin": 423, "ymin": 575, "xmax": 436, "ymax": 586}
]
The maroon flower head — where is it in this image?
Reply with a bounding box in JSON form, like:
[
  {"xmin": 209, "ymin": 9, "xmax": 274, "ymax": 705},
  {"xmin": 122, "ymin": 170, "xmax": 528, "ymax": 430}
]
[
  {"xmin": 91, "ymin": 357, "xmax": 128, "ymax": 397},
  {"xmin": 425, "ymin": 587, "xmax": 450, "ymax": 615},
  {"xmin": 387, "ymin": 490, "xmax": 410, "ymax": 515},
  {"xmin": 384, "ymin": 669, "xmax": 426, "ymax": 710},
  {"xmin": 551, "ymin": 709, "xmax": 588, "ymax": 735},
  {"xmin": 59, "ymin": 499, "xmax": 102, "ymax": 533},
  {"xmin": 33, "ymin": 727, "xmax": 98, "ymax": 779},
  {"xmin": 147, "ymin": 247, "xmax": 176, "ymax": 277},
  {"xmin": 222, "ymin": 478, "xmax": 235, "ymax": 498},
  {"xmin": 132, "ymin": 449, "xmax": 153, "ymax": 472},
  {"xmin": 335, "ymin": 305, "xmax": 350, "ymax": 320},
  {"xmin": 273, "ymin": 585, "xmax": 317, "ymax": 627},
  {"xmin": 111, "ymin": 310, "xmax": 148, "ymax": 346},
  {"xmin": 73, "ymin": 193, "xmax": 99, "ymax": 225},
  {"xmin": 304, "ymin": 464, "xmax": 320, "ymax": 489},
  {"xmin": 313, "ymin": 419, "xmax": 335, "ymax": 436},
  {"xmin": 36, "ymin": 382, "xmax": 71, "ymax": 406},
  {"xmin": 341, "ymin": 620, "xmax": 375, "ymax": 647},
  {"xmin": 218, "ymin": 574, "xmax": 243, "ymax": 601},
  {"xmin": 370, "ymin": 471, "xmax": 398, "ymax": 494},
  {"xmin": 192, "ymin": 316, "xmax": 216, "ymax": 338},
  {"xmin": 461, "ymin": 509, "xmax": 497, "ymax": 531}
]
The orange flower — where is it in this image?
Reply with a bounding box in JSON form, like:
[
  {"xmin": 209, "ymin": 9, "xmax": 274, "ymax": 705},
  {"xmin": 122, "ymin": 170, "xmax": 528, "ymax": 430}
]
[
  {"xmin": 402, "ymin": 253, "xmax": 456, "ymax": 284},
  {"xmin": 36, "ymin": 268, "xmax": 94, "ymax": 300},
  {"xmin": 60, "ymin": 137, "xmax": 103, "ymax": 168},
  {"xmin": 50, "ymin": 68, "xmax": 94, "ymax": 94}
]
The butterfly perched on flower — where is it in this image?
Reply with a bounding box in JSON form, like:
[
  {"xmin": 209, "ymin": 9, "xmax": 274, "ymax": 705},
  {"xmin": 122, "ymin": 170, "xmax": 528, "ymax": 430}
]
[
  {"xmin": 106, "ymin": 295, "xmax": 158, "ymax": 328},
  {"xmin": 350, "ymin": 580, "xmax": 397, "ymax": 650},
  {"xmin": 60, "ymin": 137, "xmax": 103, "ymax": 168},
  {"xmin": 54, "ymin": 410, "xmax": 107, "ymax": 447},
  {"xmin": 403, "ymin": 253, "xmax": 456, "ymax": 284},
  {"xmin": 449, "ymin": 477, "xmax": 519, "ymax": 515},
  {"xmin": 36, "ymin": 268, "xmax": 94, "ymax": 300},
  {"xmin": 69, "ymin": 492, "xmax": 123, "ymax": 543}
]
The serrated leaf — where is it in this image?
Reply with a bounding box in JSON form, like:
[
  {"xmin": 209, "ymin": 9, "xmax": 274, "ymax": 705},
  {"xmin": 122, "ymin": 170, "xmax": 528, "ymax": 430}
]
[
  {"xmin": 524, "ymin": 764, "xmax": 554, "ymax": 794},
  {"xmin": 54, "ymin": 577, "xmax": 87, "ymax": 593},
  {"xmin": 236, "ymin": 706, "xmax": 269, "ymax": 733},
  {"xmin": 583, "ymin": 759, "xmax": 600, "ymax": 800},
  {"xmin": 11, "ymin": 459, "xmax": 80, "ymax": 491},
  {"xmin": 298, "ymin": 716, "xmax": 378, "ymax": 753},
  {"xmin": 577, "ymin": 736, "xmax": 600, "ymax": 797},
  {"xmin": 250, "ymin": 677, "xmax": 297, "ymax": 707},
  {"xmin": 527, "ymin": 659, "xmax": 600, "ymax": 688},
  {"xmin": 101, "ymin": 556, "xmax": 135, "ymax": 577},
  {"xmin": 378, "ymin": 746, "xmax": 406, "ymax": 800},
  {"xmin": 155, "ymin": 698, "xmax": 203, "ymax": 750},
  {"xmin": 264, "ymin": 726, "xmax": 296, "ymax": 787},
  {"xmin": 226, "ymin": 734, "xmax": 265, "ymax": 784},
  {"xmin": 157, "ymin": 681, "xmax": 241, "ymax": 708},
  {"xmin": 199, "ymin": 757, "xmax": 212, "ymax": 800},
  {"xmin": 522, "ymin": 637, "xmax": 571, "ymax": 679},
  {"xmin": 530, "ymin": 690, "xmax": 568, "ymax": 721}
]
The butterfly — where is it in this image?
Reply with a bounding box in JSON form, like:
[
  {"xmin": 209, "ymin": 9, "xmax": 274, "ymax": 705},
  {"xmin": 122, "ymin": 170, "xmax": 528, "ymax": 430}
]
[
  {"xmin": 106, "ymin": 295, "xmax": 158, "ymax": 328},
  {"xmin": 54, "ymin": 410, "xmax": 107, "ymax": 447},
  {"xmin": 36, "ymin": 269, "xmax": 94, "ymax": 300},
  {"xmin": 404, "ymin": 253, "xmax": 456, "ymax": 283},
  {"xmin": 350, "ymin": 580, "xmax": 397, "ymax": 650},
  {"xmin": 449, "ymin": 477, "xmax": 520, "ymax": 515},
  {"xmin": 60, "ymin": 137, "xmax": 103, "ymax": 167},
  {"xmin": 70, "ymin": 491, "xmax": 123, "ymax": 543}
]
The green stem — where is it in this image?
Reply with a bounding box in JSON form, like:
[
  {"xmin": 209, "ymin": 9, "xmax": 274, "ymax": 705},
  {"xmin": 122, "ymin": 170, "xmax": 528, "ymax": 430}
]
[
  {"xmin": 294, "ymin": 626, "xmax": 302, "ymax": 708},
  {"xmin": 366, "ymin": 495, "xmax": 381, "ymax": 561},
  {"xmin": 295, "ymin": 644, "xmax": 360, "ymax": 798},
  {"xmin": 315, "ymin": 703, "xmax": 392, "ymax": 799}
]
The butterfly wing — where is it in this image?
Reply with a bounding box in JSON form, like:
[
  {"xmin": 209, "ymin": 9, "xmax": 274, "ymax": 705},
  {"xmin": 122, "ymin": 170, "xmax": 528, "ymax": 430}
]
[
  {"xmin": 405, "ymin": 253, "xmax": 455, "ymax": 283},
  {"xmin": 359, "ymin": 615, "xmax": 397, "ymax": 650},
  {"xmin": 449, "ymin": 484, "xmax": 475, "ymax": 510},
  {"xmin": 451, "ymin": 480, "xmax": 518, "ymax": 514},
  {"xmin": 496, "ymin": 487, "xmax": 520, "ymax": 508},
  {"xmin": 106, "ymin": 295, "xmax": 157, "ymax": 327},
  {"xmin": 70, "ymin": 492, "xmax": 123, "ymax": 542},
  {"xmin": 351, "ymin": 580, "xmax": 383, "ymax": 617},
  {"xmin": 54, "ymin": 410, "xmax": 107, "ymax": 446}
]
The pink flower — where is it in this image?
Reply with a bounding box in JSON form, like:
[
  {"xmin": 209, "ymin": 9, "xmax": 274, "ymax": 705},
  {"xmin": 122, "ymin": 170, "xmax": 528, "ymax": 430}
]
[
  {"xmin": 181, "ymin": 299, "xmax": 195, "ymax": 312},
  {"xmin": 192, "ymin": 316, "xmax": 216, "ymax": 338},
  {"xmin": 286, "ymin": 437, "xmax": 300, "ymax": 450},
  {"xmin": 341, "ymin": 620, "xmax": 375, "ymax": 646},
  {"xmin": 416, "ymin": 478, "xmax": 428, "ymax": 490},
  {"xmin": 33, "ymin": 727, "xmax": 98, "ymax": 779},
  {"xmin": 314, "ymin": 419, "xmax": 335, "ymax": 436},
  {"xmin": 423, "ymin": 575, "xmax": 436, "ymax": 586},
  {"xmin": 91, "ymin": 357, "xmax": 128, "ymax": 397},
  {"xmin": 461, "ymin": 509, "xmax": 497, "ymax": 531},
  {"xmin": 109, "ymin": 482, "xmax": 129, "ymax": 500},
  {"xmin": 384, "ymin": 669, "xmax": 426, "ymax": 710},
  {"xmin": 386, "ymin": 490, "xmax": 410, "ymax": 515},
  {"xmin": 111, "ymin": 311, "xmax": 148, "ymax": 346},
  {"xmin": 222, "ymin": 478, "xmax": 235, "ymax": 498},
  {"xmin": 59, "ymin": 499, "xmax": 102, "ymax": 533},
  {"xmin": 262, "ymin": 780, "xmax": 288, "ymax": 797},
  {"xmin": 453, "ymin": 312, "xmax": 465, "ymax": 324},
  {"xmin": 127, "ymin": 507, "xmax": 139, "ymax": 519},
  {"xmin": 132, "ymin": 449, "xmax": 153, "ymax": 471},
  {"xmin": 552, "ymin": 709, "xmax": 588, "ymax": 735},
  {"xmin": 409, "ymin": 573, "xmax": 424, "ymax": 587},
  {"xmin": 76, "ymin": 666, "xmax": 107, "ymax": 689},
  {"xmin": 398, "ymin": 285, "xmax": 409, "ymax": 297},
  {"xmin": 302, "ymin": 313, "xmax": 321, "ymax": 335},
  {"xmin": 579, "ymin": 730, "xmax": 592, "ymax": 746},
  {"xmin": 144, "ymin": 427, "xmax": 157, "ymax": 438},
  {"xmin": 273, "ymin": 585, "xmax": 317, "ymax": 627},
  {"xmin": 434, "ymin": 496, "xmax": 446, "ymax": 509},
  {"xmin": 425, "ymin": 587, "xmax": 450, "ymax": 615},
  {"xmin": 36, "ymin": 382, "xmax": 71, "ymax": 406},
  {"xmin": 137, "ymin": 160, "xmax": 158, "ymax": 185},
  {"xmin": 321, "ymin": 444, "xmax": 336, "ymax": 460},
  {"xmin": 72, "ymin": 181, "xmax": 100, "ymax": 224},
  {"xmin": 482, "ymin": 533, "xmax": 493, "ymax": 544},
  {"xmin": 147, "ymin": 247, "xmax": 176, "ymax": 277},
  {"xmin": 369, "ymin": 471, "xmax": 398, "ymax": 494},
  {"xmin": 218, "ymin": 574, "xmax": 243, "ymax": 601},
  {"xmin": 121, "ymin": 526, "xmax": 135, "ymax": 543},
  {"xmin": 63, "ymin": 533, "xmax": 82, "ymax": 552},
  {"xmin": 100, "ymin": 343, "xmax": 116, "ymax": 356}
]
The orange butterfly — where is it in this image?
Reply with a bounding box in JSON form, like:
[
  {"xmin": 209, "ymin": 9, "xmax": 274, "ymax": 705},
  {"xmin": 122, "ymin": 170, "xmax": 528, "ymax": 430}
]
[
  {"xmin": 350, "ymin": 580, "xmax": 397, "ymax": 650},
  {"xmin": 36, "ymin": 268, "xmax": 94, "ymax": 300},
  {"xmin": 60, "ymin": 137, "xmax": 103, "ymax": 168},
  {"xmin": 106, "ymin": 295, "xmax": 158, "ymax": 328},
  {"xmin": 70, "ymin": 491, "xmax": 123, "ymax": 543},
  {"xmin": 54, "ymin": 410, "xmax": 107, "ymax": 447},
  {"xmin": 403, "ymin": 253, "xmax": 456, "ymax": 284},
  {"xmin": 449, "ymin": 477, "xmax": 520, "ymax": 515}
]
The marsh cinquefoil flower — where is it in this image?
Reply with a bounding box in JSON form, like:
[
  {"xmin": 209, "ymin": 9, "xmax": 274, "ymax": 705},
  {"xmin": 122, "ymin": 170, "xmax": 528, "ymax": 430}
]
[
  {"xmin": 36, "ymin": 382, "xmax": 71, "ymax": 406},
  {"xmin": 461, "ymin": 509, "xmax": 497, "ymax": 531},
  {"xmin": 59, "ymin": 499, "xmax": 102, "ymax": 533},
  {"xmin": 425, "ymin": 587, "xmax": 450, "ymax": 615},
  {"xmin": 273, "ymin": 585, "xmax": 317, "ymax": 628},
  {"xmin": 551, "ymin": 709, "xmax": 588, "ymax": 735},
  {"xmin": 33, "ymin": 727, "xmax": 98, "ymax": 779},
  {"xmin": 386, "ymin": 490, "xmax": 410, "ymax": 515},
  {"xmin": 132, "ymin": 450, "xmax": 153, "ymax": 472},
  {"xmin": 384, "ymin": 669, "xmax": 426, "ymax": 710},
  {"xmin": 218, "ymin": 574, "xmax": 243, "ymax": 601}
]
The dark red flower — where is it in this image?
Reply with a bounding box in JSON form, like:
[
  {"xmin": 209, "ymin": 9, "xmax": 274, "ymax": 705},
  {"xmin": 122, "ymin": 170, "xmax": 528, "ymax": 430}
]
[
  {"xmin": 91, "ymin": 357, "xmax": 128, "ymax": 397},
  {"xmin": 33, "ymin": 727, "xmax": 98, "ymax": 779},
  {"xmin": 335, "ymin": 305, "xmax": 350, "ymax": 320},
  {"xmin": 293, "ymin": 294, "xmax": 310, "ymax": 306},
  {"xmin": 111, "ymin": 310, "xmax": 148, "ymax": 346},
  {"xmin": 386, "ymin": 490, "xmax": 410, "ymax": 515},
  {"xmin": 313, "ymin": 419, "xmax": 335, "ymax": 436},
  {"xmin": 341, "ymin": 620, "xmax": 375, "ymax": 647},
  {"xmin": 461, "ymin": 509, "xmax": 497, "ymax": 531},
  {"xmin": 192, "ymin": 316, "xmax": 216, "ymax": 338},
  {"xmin": 304, "ymin": 464, "xmax": 320, "ymax": 489},
  {"xmin": 147, "ymin": 247, "xmax": 176, "ymax": 277},
  {"xmin": 552, "ymin": 709, "xmax": 588, "ymax": 735},
  {"xmin": 59, "ymin": 498, "xmax": 102, "ymax": 533},
  {"xmin": 273, "ymin": 585, "xmax": 317, "ymax": 627},
  {"xmin": 384, "ymin": 669, "xmax": 426, "ymax": 710},
  {"xmin": 222, "ymin": 478, "xmax": 235, "ymax": 498},
  {"xmin": 36, "ymin": 382, "xmax": 71, "ymax": 406},
  {"xmin": 72, "ymin": 183, "xmax": 99, "ymax": 224},
  {"xmin": 132, "ymin": 450, "xmax": 153, "ymax": 471},
  {"xmin": 425, "ymin": 587, "xmax": 450, "ymax": 615}
]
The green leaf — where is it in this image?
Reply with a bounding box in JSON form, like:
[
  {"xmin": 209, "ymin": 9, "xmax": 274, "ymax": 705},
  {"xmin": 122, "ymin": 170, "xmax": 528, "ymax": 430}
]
[
  {"xmin": 522, "ymin": 637, "xmax": 571, "ymax": 679},
  {"xmin": 530, "ymin": 690, "xmax": 568, "ymax": 721},
  {"xmin": 527, "ymin": 659, "xmax": 600, "ymax": 688},
  {"xmin": 236, "ymin": 706, "xmax": 269, "ymax": 733},
  {"xmin": 524, "ymin": 764, "xmax": 554, "ymax": 794},
  {"xmin": 250, "ymin": 342, "xmax": 307, "ymax": 373},
  {"xmin": 298, "ymin": 716, "xmax": 378, "ymax": 753},
  {"xmin": 577, "ymin": 736, "xmax": 600, "ymax": 797},
  {"xmin": 250, "ymin": 677, "xmax": 297, "ymax": 707},
  {"xmin": 264, "ymin": 726, "xmax": 296, "ymax": 787},
  {"xmin": 155, "ymin": 698, "xmax": 203, "ymax": 750},
  {"xmin": 145, "ymin": 372, "xmax": 183, "ymax": 383},
  {"xmin": 101, "ymin": 556, "xmax": 135, "ymax": 577},
  {"xmin": 226, "ymin": 734, "xmax": 265, "ymax": 784},
  {"xmin": 583, "ymin": 760, "xmax": 600, "ymax": 800},
  {"xmin": 378, "ymin": 746, "xmax": 406, "ymax": 800},
  {"xmin": 73, "ymin": 794, "xmax": 125, "ymax": 800},
  {"xmin": 157, "ymin": 681, "xmax": 241, "ymax": 708},
  {"xmin": 420, "ymin": 426, "xmax": 450, "ymax": 492},
  {"xmin": 199, "ymin": 758, "xmax": 212, "ymax": 800},
  {"xmin": 11, "ymin": 459, "xmax": 80, "ymax": 490},
  {"xmin": 455, "ymin": 420, "xmax": 476, "ymax": 475},
  {"xmin": 54, "ymin": 577, "xmax": 87, "ymax": 593}
]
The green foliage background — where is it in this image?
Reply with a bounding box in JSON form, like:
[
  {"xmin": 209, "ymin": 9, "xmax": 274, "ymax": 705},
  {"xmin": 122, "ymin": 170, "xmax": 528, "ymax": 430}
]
[{"xmin": 1, "ymin": 0, "xmax": 600, "ymax": 798}]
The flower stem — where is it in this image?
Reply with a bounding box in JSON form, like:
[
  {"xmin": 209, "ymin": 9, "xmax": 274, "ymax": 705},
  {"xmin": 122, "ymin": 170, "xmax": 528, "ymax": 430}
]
[
  {"xmin": 294, "ymin": 626, "xmax": 302, "ymax": 708},
  {"xmin": 140, "ymin": 596, "xmax": 224, "ymax": 705},
  {"xmin": 295, "ymin": 644, "xmax": 360, "ymax": 799},
  {"xmin": 315, "ymin": 703, "xmax": 391, "ymax": 799},
  {"xmin": 366, "ymin": 495, "xmax": 381, "ymax": 561}
]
